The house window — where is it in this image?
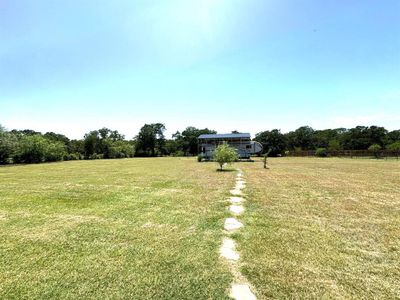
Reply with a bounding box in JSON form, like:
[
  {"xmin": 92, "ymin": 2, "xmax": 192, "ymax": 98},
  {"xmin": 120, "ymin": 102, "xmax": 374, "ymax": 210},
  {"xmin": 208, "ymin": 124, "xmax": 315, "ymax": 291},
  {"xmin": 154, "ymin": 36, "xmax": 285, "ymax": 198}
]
[{"xmin": 246, "ymin": 145, "xmax": 252, "ymax": 149}]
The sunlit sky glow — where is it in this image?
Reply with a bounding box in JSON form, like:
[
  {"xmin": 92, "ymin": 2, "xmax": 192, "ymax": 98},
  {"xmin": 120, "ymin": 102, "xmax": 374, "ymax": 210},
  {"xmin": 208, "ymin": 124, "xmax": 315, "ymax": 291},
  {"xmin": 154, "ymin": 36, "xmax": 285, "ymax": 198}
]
[{"xmin": 1, "ymin": 0, "xmax": 399, "ymax": 139}]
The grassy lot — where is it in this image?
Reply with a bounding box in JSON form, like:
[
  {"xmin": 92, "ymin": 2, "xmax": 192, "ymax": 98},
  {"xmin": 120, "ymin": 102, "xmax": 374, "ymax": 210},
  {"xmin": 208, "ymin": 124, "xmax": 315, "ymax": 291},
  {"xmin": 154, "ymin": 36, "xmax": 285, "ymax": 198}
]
[
  {"xmin": 0, "ymin": 158, "xmax": 236, "ymax": 299},
  {"xmin": 2, "ymin": 157, "xmax": 399, "ymax": 299},
  {"xmin": 238, "ymin": 157, "xmax": 400, "ymax": 299}
]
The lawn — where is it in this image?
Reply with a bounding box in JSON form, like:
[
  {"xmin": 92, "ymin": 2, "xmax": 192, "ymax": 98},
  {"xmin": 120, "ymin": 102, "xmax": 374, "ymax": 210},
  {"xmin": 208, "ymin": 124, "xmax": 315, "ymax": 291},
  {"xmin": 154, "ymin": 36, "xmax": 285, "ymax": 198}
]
[
  {"xmin": 1, "ymin": 157, "xmax": 399, "ymax": 299},
  {"xmin": 238, "ymin": 157, "xmax": 400, "ymax": 299},
  {"xmin": 0, "ymin": 158, "xmax": 236, "ymax": 299}
]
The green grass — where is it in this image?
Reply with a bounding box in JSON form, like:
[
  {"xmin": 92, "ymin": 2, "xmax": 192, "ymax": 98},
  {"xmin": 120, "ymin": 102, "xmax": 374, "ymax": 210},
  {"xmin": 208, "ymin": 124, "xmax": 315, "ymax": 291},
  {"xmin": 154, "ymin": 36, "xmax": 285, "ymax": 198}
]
[
  {"xmin": 238, "ymin": 157, "xmax": 400, "ymax": 299},
  {"xmin": 2, "ymin": 157, "xmax": 399, "ymax": 299},
  {"xmin": 0, "ymin": 158, "xmax": 236, "ymax": 299}
]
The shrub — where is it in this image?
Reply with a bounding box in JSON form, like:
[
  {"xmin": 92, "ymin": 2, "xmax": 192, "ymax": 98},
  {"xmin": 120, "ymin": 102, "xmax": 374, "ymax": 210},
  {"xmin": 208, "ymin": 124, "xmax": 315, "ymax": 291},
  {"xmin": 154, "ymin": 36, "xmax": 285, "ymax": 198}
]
[
  {"xmin": 315, "ymin": 148, "xmax": 328, "ymax": 157},
  {"xmin": 44, "ymin": 142, "xmax": 67, "ymax": 162},
  {"xmin": 173, "ymin": 150, "xmax": 185, "ymax": 157},
  {"xmin": 387, "ymin": 141, "xmax": 400, "ymax": 153},
  {"xmin": 64, "ymin": 153, "xmax": 80, "ymax": 161},
  {"xmin": 368, "ymin": 144, "xmax": 382, "ymax": 158},
  {"xmin": 197, "ymin": 154, "xmax": 202, "ymax": 162},
  {"xmin": 213, "ymin": 142, "xmax": 238, "ymax": 171}
]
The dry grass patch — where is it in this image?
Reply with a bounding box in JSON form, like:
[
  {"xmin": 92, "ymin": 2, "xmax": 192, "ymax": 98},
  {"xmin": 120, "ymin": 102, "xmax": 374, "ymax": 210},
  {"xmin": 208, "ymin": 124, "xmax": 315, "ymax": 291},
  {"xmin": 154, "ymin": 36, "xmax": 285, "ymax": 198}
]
[{"xmin": 238, "ymin": 157, "xmax": 400, "ymax": 299}]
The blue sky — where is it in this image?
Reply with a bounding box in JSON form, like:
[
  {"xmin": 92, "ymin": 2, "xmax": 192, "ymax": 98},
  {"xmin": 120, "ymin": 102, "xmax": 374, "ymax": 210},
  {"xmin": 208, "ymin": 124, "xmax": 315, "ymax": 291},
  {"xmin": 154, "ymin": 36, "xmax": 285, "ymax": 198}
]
[{"xmin": 1, "ymin": 0, "xmax": 399, "ymax": 139}]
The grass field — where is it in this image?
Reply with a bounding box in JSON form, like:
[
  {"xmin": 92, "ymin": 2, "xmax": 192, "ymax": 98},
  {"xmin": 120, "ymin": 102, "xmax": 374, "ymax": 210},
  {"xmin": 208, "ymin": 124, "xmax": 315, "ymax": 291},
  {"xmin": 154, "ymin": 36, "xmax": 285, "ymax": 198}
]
[
  {"xmin": 238, "ymin": 157, "xmax": 400, "ymax": 299},
  {"xmin": 1, "ymin": 157, "xmax": 399, "ymax": 299},
  {"xmin": 0, "ymin": 158, "xmax": 236, "ymax": 299}
]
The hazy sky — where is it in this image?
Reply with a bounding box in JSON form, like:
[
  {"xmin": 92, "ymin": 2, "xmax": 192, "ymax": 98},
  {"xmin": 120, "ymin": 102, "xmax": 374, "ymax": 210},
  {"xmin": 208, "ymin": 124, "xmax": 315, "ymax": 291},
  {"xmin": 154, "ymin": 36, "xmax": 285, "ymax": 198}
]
[{"xmin": 1, "ymin": 0, "xmax": 399, "ymax": 139}]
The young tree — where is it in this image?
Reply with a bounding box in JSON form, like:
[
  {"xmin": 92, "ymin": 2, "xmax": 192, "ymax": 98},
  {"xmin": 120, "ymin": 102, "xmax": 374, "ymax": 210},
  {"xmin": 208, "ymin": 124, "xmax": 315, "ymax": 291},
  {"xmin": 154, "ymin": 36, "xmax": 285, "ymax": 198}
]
[
  {"xmin": 213, "ymin": 142, "xmax": 238, "ymax": 171},
  {"xmin": 263, "ymin": 149, "xmax": 272, "ymax": 169}
]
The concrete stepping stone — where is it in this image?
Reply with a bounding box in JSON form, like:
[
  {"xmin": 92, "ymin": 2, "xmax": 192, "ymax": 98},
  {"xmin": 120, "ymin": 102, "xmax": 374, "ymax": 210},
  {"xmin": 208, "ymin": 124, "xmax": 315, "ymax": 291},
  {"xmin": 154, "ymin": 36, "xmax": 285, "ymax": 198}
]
[
  {"xmin": 220, "ymin": 238, "xmax": 239, "ymax": 261},
  {"xmin": 230, "ymin": 284, "xmax": 256, "ymax": 300},
  {"xmin": 235, "ymin": 183, "xmax": 246, "ymax": 190},
  {"xmin": 224, "ymin": 218, "xmax": 243, "ymax": 231},
  {"xmin": 230, "ymin": 197, "xmax": 244, "ymax": 204},
  {"xmin": 230, "ymin": 189, "xmax": 242, "ymax": 196},
  {"xmin": 230, "ymin": 205, "xmax": 244, "ymax": 215}
]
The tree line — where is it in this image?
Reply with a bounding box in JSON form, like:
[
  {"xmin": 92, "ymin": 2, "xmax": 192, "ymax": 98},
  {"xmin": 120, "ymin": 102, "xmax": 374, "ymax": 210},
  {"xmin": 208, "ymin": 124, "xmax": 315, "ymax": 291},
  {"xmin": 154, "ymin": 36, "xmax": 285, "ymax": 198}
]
[
  {"xmin": 1, "ymin": 123, "xmax": 399, "ymax": 164},
  {"xmin": 254, "ymin": 126, "xmax": 400, "ymax": 156}
]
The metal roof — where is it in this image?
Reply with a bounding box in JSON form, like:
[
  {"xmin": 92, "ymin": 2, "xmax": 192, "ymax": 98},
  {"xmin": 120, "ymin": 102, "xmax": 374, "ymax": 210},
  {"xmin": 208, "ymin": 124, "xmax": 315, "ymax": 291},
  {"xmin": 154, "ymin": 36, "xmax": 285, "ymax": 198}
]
[{"xmin": 198, "ymin": 133, "xmax": 251, "ymax": 139}]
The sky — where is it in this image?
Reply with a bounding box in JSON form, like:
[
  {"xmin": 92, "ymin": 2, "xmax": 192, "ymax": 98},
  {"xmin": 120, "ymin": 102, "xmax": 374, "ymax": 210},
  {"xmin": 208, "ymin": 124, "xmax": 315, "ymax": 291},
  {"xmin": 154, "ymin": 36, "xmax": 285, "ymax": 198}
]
[{"xmin": 1, "ymin": 0, "xmax": 399, "ymax": 139}]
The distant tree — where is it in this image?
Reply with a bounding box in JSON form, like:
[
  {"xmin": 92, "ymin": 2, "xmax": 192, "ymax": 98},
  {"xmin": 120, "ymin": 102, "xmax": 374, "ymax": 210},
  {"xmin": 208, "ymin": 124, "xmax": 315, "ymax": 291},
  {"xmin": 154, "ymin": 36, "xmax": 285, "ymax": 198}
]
[
  {"xmin": 10, "ymin": 129, "xmax": 41, "ymax": 136},
  {"xmin": 328, "ymin": 139, "xmax": 341, "ymax": 152},
  {"xmin": 231, "ymin": 130, "xmax": 240, "ymax": 134},
  {"xmin": 213, "ymin": 142, "xmax": 238, "ymax": 171},
  {"xmin": 367, "ymin": 126, "xmax": 388, "ymax": 147},
  {"xmin": 286, "ymin": 126, "xmax": 315, "ymax": 150},
  {"xmin": 173, "ymin": 127, "xmax": 216, "ymax": 156},
  {"xmin": 368, "ymin": 144, "xmax": 382, "ymax": 158},
  {"xmin": 164, "ymin": 139, "xmax": 179, "ymax": 155},
  {"xmin": 83, "ymin": 128, "xmax": 128, "ymax": 159},
  {"xmin": 44, "ymin": 132, "xmax": 70, "ymax": 145},
  {"xmin": 0, "ymin": 130, "xmax": 18, "ymax": 164},
  {"xmin": 387, "ymin": 130, "xmax": 400, "ymax": 145},
  {"xmin": 83, "ymin": 130, "xmax": 100, "ymax": 158},
  {"xmin": 14, "ymin": 135, "xmax": 66, "ymax": 163},
  {"xmin": 314, "ymin": 129, "xmax": 344, "ymax": 148},
  {"xmin": 255, "ymin": 129, "xmax": 287, "ymax": 156},
  {"xmin": 135, "ymin": 123, "xmax": 166, "ymax": 156}
]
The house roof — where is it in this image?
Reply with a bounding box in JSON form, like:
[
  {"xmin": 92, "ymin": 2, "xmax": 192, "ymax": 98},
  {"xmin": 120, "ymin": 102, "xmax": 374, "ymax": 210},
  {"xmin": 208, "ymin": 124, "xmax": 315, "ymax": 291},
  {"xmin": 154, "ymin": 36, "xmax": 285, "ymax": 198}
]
[{"xmin": 198, "ymin": 133, "xmax": 251, "ymax": 139}]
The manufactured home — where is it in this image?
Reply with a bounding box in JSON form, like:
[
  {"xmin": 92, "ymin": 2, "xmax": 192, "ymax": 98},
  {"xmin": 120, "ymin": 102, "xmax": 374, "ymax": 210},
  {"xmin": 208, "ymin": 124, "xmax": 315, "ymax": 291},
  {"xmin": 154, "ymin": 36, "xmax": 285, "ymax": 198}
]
[{"xmin": 198, "ymin": 133, "xmax": 263, "ymax": 159}]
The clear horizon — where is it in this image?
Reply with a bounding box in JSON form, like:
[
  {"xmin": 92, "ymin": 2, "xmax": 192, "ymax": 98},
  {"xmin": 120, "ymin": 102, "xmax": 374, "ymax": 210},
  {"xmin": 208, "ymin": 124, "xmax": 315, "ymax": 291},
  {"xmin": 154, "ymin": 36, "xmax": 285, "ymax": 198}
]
[{"xmin": 1, "ymin": 0, "xmax": 399, "ymax": 139}]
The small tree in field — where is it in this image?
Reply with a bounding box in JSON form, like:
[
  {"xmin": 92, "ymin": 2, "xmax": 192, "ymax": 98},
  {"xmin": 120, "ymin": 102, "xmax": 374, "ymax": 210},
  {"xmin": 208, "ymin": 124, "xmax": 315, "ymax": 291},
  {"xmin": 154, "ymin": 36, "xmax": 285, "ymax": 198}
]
[
  {"xmin": 213, "ymin": 142, "xmax": 238, "ymax": 171},
  {"xmin": 263, "ymin": 149, "xmax": 272, "ymax": 169}
]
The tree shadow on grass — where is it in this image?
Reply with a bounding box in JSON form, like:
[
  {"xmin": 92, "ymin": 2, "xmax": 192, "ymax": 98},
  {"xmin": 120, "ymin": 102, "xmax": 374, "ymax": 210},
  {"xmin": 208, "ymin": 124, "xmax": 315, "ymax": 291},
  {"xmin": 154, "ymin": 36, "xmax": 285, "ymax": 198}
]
[{"xmin": 216, "ymin": 169, "xmax": 236, "ymax": 172}]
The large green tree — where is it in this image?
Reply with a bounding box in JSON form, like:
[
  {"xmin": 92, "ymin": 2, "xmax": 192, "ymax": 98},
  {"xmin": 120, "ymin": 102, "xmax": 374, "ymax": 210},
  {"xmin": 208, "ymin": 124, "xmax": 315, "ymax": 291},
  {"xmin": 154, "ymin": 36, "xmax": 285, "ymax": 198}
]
[
  {"xmin": 135, "ymin": 123, "xmax": 166, "ymax": 156},
  {"xmin": 254, "ymin": 129, "xmax": 287, "ymax": 156}
]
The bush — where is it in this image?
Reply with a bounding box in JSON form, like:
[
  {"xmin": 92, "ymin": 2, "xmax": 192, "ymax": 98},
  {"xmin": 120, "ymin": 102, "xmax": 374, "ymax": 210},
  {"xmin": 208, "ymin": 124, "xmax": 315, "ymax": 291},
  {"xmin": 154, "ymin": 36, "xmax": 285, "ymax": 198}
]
[
  {"xmin": 213, "ymin": 142, "xmax": 238, "ymax": 171},
  {"xmin": 89, "ymin": 153, "xmax": 104, "ymax": 160},
  {"xmin": 368, "ymin": 144, "xmax": 382, "ymax": 158},
  {"xmin": 44, "ymin": 142, "xmax": 67, "ymax": 162},
  {"xmin": 387, "ymin": 141, "xmax": 400, "ymax": 154},
  {"xmin": 197, "ymin": 154, "xmax": 202, "ymax": 162},
  {"xmin": 315, "ymin": 148, "xmax": 328, "ymax": 157},
  {"xmin": 173, "ymin": 150, "xmax": 185, "ymax": 157},
  {"xmin": 64, "ymin": 153, "xmax": 81, "ymax": 161}
]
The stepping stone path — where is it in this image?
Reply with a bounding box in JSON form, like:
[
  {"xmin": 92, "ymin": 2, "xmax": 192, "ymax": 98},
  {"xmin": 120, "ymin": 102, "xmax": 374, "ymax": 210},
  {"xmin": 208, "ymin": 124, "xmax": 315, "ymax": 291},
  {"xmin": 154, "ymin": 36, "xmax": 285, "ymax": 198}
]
[
  {"xmin": 224, "ymin": 218, "xmax": 244, "ymax": 231},
  {"xmin": 229, "ymin": 205, "xmax": 245, "ymax": 215},
  {"xmin": 231, "ymin": 284, "xmax": 257, "ymax": 300},
  {"xmin": 219, "ymin": 169, "xmax": 257, "ymax": 300},
  {"xmin": 220, "ymin": 238, "xmax": 240, "ymax": 261}
]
